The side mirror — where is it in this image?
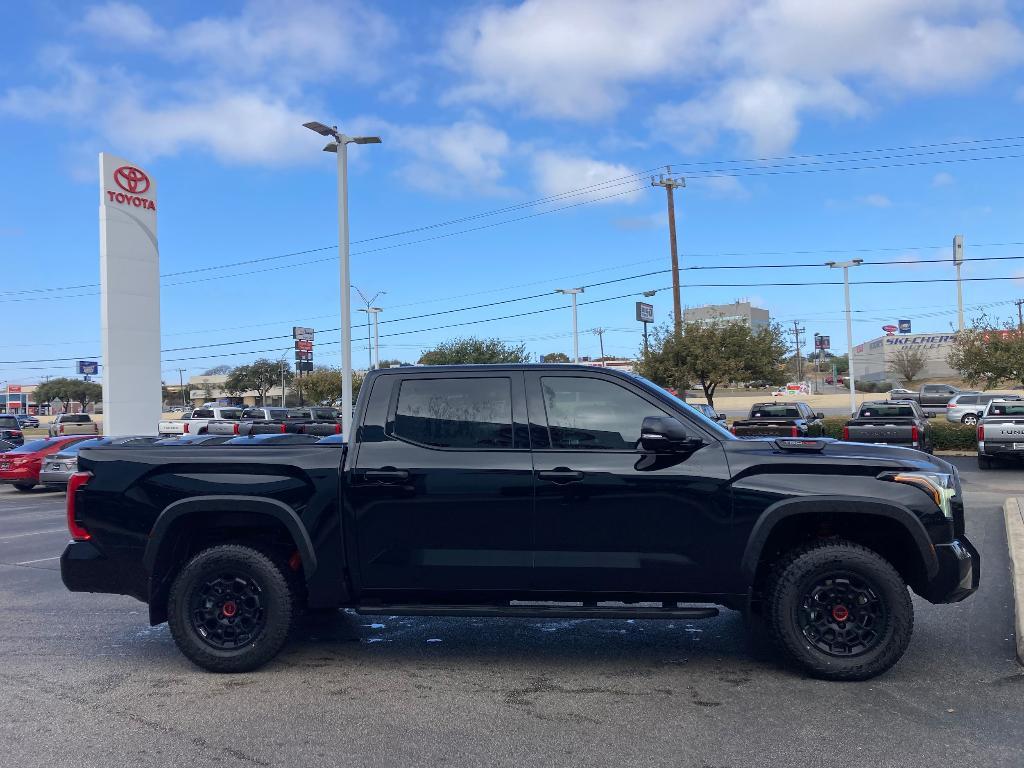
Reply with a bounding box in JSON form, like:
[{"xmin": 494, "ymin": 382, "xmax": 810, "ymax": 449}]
[
  {"xmin": 814, "ymin": 412, "xmax": 825, "ymax": 420},
  {"xmin": 641, "ymin": 416, "xmax": 704, "ymax": 452}
]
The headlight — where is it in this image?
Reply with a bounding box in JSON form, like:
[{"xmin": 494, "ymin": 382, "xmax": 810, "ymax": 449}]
[{"xmin": 890, "ymin": 471, "xmax": 956, "ymax": 519}]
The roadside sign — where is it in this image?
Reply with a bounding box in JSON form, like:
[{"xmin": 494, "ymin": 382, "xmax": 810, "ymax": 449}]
[
  {"xmin": 898, "ymin": 319, "xmax": 911, "ymax": 334},
  {"xmin": 953, "ymin": 234, "xmax": 964, "ymax": 265},
  {"xmin": 636, "ymin": 302, "xmax": 654, "ymax": 323},
  {"xmin": 814, "ymin": 335, "xmax": 830, "ymax": 350},
  {"xmin": 7, "ymin": 384, "xmax": 21, "ymax": 393},
  {"xmin": 77, "ymin": 360, "xmax": 99, "ymax": 376},
  {"xmin": 292, "ymin": 326, "xmax": 314, "ymax": 341},
  {"xmin": 882, "ymin": 325, "xmax": 898, "ymax": 335}
]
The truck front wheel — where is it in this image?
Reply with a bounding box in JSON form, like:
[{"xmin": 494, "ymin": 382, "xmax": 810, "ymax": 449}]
[
  {"xmin": 767, "ymin": 540, "xmax": 913, "ymax": 681},
  {"xmin": 167, "ymin": 544, "xmax": 295, "ymax": 673}
]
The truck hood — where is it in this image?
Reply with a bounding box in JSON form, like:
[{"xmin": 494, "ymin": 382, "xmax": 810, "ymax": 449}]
[{"xmin": 726, "ymin": 436, "xmax": 951, "ymax": 472}]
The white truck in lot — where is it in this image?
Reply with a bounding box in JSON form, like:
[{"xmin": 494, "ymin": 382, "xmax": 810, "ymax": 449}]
[
  {"xmin": 157, "ymin": 406, "xmax": 243, "ymax": 437},
  {"xmin": 976, "ymin": 399, "xmax": 1024, "ymax": 469},
  {"xmin": 48, "ymin": 413, "xmax": 100, "ymax": 437}
]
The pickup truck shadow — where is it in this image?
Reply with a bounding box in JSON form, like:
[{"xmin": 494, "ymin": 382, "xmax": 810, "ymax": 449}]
[{"xmin": 281, "ymin": 608, "xmax": 781, "ymax": 674}]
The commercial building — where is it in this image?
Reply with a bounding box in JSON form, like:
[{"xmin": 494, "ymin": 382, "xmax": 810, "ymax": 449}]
[
  {"xmin": 852, "ymin": 332, "xmax": 959, "ymax": 383},
  {"xmin": 683, "ymin": 301, "xmax": 770, "ymax": 332}
]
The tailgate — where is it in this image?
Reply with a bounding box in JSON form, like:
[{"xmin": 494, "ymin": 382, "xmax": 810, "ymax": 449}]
[
  {"xmin": 981, "ymin": 420, "xmax": 1024, "ymax": 443},
  {"xmin": 206, "ymin": 420, "xmax": 245, "ymax": 435},
  {"xmin": 733, "ymin": 420, "xmax": 800, "ymax": 437},
  {"xmin": 158, "ymin": 421, "xmax": 186, "ymax": 435},
  {"xmin": 845, "ymin": 424, "xmax": 914, "ymax": 442}
]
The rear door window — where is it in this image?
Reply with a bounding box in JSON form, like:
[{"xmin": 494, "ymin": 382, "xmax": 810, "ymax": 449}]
[
  {"xmin": 957, "ymin": 395, "xmax": 979, "ymax": 405},
  {"xmin": 393, "ymin": 377, "xmax": 514, "ymax": 449}
]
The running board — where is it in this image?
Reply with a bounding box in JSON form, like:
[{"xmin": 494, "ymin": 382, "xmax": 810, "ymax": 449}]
[{"xmin": 354, "ymin": 604, "xmax": 719, "ymax": 620}]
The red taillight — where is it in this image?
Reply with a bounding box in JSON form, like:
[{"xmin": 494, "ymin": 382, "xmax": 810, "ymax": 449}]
[
  {"xmin": 59, "ymin": 424, "xmax": 65, "ymax": 434},
  {"xmin": 842, "ymin": 426, "xmax": 850, "ymax": 440},
  {"xmin": 233, "ymin": 423, "xmax": 240, "ymax": 435},
  {"xmin": 729, "ymin": 425, "xmax": 736, "ymax": 435},
  {"xmin": 280, "ymin": 424, "xmax": 287, "ymax": 433},
  {"xmin": 790, "ymin": 426, "xmax": 799, "ymax": 437},
  {"xmin": 66, "ymin": 471, "xmax": 93, "ymax": 542},
  {"xmin": 911, "ymin": 425, "xmax": 919, "ymax": 444},
  {"xmin": 183, "ymin": 423, "xmax": 190, "ymax": 434},
  {"xmin": 947, "ymin": 402, "xmax": 955, "ymax": 408},
  {"xmin": 978, "ymin": 425, "xmax": 985, "ymax": 441},
  {"xmin": 334, "ymin": 423, "xmax": 342, "ymax": 434},
  {"xmin": 11, "ymin": 430, "xmax": 22, "ymax": 437}
]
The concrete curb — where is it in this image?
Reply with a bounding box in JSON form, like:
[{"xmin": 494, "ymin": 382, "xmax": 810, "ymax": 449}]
[{"xmin": 1003, "ymin": 497, "xmax": 1024, "ymax": 665}]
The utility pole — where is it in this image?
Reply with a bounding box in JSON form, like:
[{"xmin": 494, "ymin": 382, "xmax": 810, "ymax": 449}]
[
  {"xmin": 592, "ymin": 327, "xmax": 606, "ymax": 365},
  {"xmin": 356, "ymin": 287, "xmax": 385, "ymax": 370},
  {"xmin": 279, "ymin": 360, "xmax": 287, "ymax": 407},
  {"xmin": 176, "ymin": 368, "xmax": 187, "ymax": 409},
  {"xmin": 1016, "ymin": 299, "xmax": 1023, "ymax": 331},
  {"xmin": 651, "ymin": 167, "xmax": 685, "ymax": 334},
  {"xmin": 790, "ymin": 321, "xmax": 806, "ymax": 380},
  {"xmin": 556, "ymin": 288, "xmax": 584, "ymax": 362},
  {"xmin": 953, "ymin": 234, "xmax": 965, "ymax": 331}
]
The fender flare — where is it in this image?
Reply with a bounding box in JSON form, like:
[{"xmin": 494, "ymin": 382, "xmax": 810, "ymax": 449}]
[
  {"xmin": 739, "ymin": 495, "xmax": 939, "ymax": 587},
  {"xmin": 142, "ymin": 495, "xmax": 318, "ymax": 580}
]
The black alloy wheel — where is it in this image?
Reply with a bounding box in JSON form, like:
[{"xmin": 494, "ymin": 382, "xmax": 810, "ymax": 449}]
[
  {"xmin": 767, "ymin": 540, "xmax": 913, "ymax": 680},
  {"xmin": 798, "ymin": 573, "xmax": 886, "ymax": 657},
  {"xmin": 189, "ymin": 573, "xmax": 266, "ymax": 650},
  {"xmin": 168, "ymin": 544, "xmax": 295, "ymax": 672}
]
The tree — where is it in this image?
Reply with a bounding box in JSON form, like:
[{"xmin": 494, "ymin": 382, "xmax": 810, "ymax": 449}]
[
  {"xmin": 540, "ymin": 352, "xmax": 571, "ymax": 363},
  {"xmin": 224, "ymin": 360, "xmax": 291, "ymax": 404},
  {"xmin": 888, "ymin": 346, "xmax": 928, "ymax": 384},
  {"xmin": 418, "ymin": 337, "xmax": 530, "ymax": 365},
  {"xmin": 202, "ymin": 364, "xmax": 232, "ymax": 376},
  {"xmin": 377, "ymin": 359, "xmax": 407, "ymax": 369},
  {"xmin": 636, "ymin": 321, "xmax": 788, "ymax": 408},
  {"xmin": 301, "ymin": 367, "xmax": 342, "ymax": 404},
  {"xmin": 34, "ymin": 378, "xmax": 103, "ymax": 412},
  {"xmin": 948, "ymin": 317, "xmax": 1024, "ymax": 387}
]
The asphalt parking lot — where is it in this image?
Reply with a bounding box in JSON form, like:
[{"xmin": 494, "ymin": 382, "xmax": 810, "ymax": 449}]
[{"xmin": 1, "ymin": 457, "xmax": 1021, "ymax": 768}]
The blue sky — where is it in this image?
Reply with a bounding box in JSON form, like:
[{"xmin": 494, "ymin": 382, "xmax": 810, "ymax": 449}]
[{"xmin": 3, "ymin": 0, "xmax": 1024, "ymax": 385}]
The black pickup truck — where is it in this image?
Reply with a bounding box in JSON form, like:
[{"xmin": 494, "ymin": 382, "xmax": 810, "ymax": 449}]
[
  {"xmin": 62, "ymin": 365, "xmax": 978, "ymax": 680},
  {"xmin": 730, "ymin": 402, "xmax": 825, "ymax": 437},
  {"xmin": 843, "ymin": 401, "xmax": 933, "ymax": 453}
]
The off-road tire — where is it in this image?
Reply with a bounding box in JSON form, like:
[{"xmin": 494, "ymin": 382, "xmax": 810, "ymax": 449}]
[
  {"xmin": 977, "ymin": 455, "xmax": 993, "ymax": 470},
  {"xmin": 167, "ymin": 544, "xmax": 294, "ymax": 673},
  {"xmin": 767, "ymin": 539, "xmax": 913, "ymax": 681},
  {"xmin": 13, "ymin": 482, "xmax": 34, "ymax": 492}
]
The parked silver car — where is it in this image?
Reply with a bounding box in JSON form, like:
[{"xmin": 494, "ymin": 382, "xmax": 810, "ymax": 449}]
[
  {"xmin": 39, "ymin": 435, "xmax": 160, "ymax": 487},
  {"xmin": 945, "ymin": 392, "xmax": 1019, "ymax": 426}
]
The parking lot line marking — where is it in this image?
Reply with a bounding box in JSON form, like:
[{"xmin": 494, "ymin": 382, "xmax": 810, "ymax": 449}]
[
  {"xmin": 14, "ymin": 556, "xmax": 60, "ymax": 565},
  {"xmin": 0, "ymin": 528, "xmax": 67, "ymax": 541}
]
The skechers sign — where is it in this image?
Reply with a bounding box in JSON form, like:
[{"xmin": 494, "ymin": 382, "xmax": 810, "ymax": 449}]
[{"xmin": 105, "ymin": 166, "xmax": 156, "ymax": 211}]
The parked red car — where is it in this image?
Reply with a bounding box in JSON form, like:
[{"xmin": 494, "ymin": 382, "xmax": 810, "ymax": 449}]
[{"xmin": 0, "ymin": 436, "xmax": 92, "ymax": 491}]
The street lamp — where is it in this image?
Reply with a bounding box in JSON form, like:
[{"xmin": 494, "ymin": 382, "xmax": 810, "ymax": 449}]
[
  {"xmin": 355, "ymin": 288, "xmax": 385, "ymax": 370},
  {"xmin": 826, "ymin": 259, "xmax": 863, "ymax": 416},
  {"xmin": 556, "ymin": 288, "xmax": 585, "ymax": 363},
  {"xmin": 303, "ymin": 120, "xmax": 381, "ymax": 428}
]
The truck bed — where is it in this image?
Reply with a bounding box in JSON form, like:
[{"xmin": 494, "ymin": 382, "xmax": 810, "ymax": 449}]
[{"xmin": 844, "ymin": 419, "xmax": 920, "ymax": 447}]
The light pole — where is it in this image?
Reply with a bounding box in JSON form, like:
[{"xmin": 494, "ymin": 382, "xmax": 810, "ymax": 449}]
[
  {"xmin": 355, "ymin": 287, "xmax": 385, "ymax": 370},
  {"xmin": 556, "ymin": 288, "xmax": 584, "ymax": 363},
  {"xmin": 303, "ymin": 121, "xmax": 381, "ymax": 428},
  {"xmin": 826, "ymin": 259, "xmax": 863, "ymax": 416},
  {"xmin": 368, "ymin": 307, "xmax": 382, "ymax": 368}
]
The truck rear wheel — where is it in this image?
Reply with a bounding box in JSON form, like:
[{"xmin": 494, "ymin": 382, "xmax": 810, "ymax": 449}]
[
  {"xmin": 767, "ymin": 540, "xmax": 913, "ymax": 681},
  {"xmin": 977, "ymin": 455, "xmax": 993, "ymax": 470},
  {"xmin": 167, "ymin": 544, "xmax": 295, "ymax": 673}
]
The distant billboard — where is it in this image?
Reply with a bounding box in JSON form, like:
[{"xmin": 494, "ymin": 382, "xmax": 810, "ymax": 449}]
[
  {"xmin": 635, "ymin": 302, "xmax": 654, "ymax": 323},
  {"xmin": 898, "ymin": 319, "xmax": 911, "ymax": 334},
  {"xmin": 814, "ymin": 335, "xmax": 830, "ymax": 350},
  {"xmin": 77, "ymin": 360, "xmax": 99, "ymax": 376}
]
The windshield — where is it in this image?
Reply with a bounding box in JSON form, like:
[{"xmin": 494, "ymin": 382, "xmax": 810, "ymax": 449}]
[
  {"xmin": 627, "ymin": 373, "xmax": 735, "ymax": 439},
  {"xmin": 217, "ymin": 409, "xmax": 243, "ymax": 419},
  {"xmin": 750, "ymin": 405, "xmax": 800, "ymax": 418},
  {"xmin": 988, "ymin": 402, "xmax": 1024, "ymax": 416},
  {"xmin": 0, "ymin": 416, "xmax": 19, "ymax": 428},
  {"xmin": 860, "ymin": 405, "xmax": 915, "ymax": 418}
]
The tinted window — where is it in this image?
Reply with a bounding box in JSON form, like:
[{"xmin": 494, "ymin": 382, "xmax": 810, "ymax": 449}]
[
  {"xmin": 61, "ymin": 414, "xmax": 91, "ymax": 423},
  {"xmin": 860, "ymin": 405, "xmax": 915, "ymax": 418},
  {"xmin": 0, "ymin": 416, "xmax": 18, "ymax": 428},
  {"xmin": 751, "ymin": 405, "xmax": 800, "ymax": 418},
  {"xmin": 217, "ymin": 409, "xmax": 242, "ymax": 419},
  {"xmin": 394, "ymin": 377, "xmax": 513, "ymax": 449},
  {"xmin": 989, "ymin": 403, "xmax": 1024, "ymax": 416},
  {"xmin": 194, "ymin": 409, "xmax": 215, "ymax": 418},
  {"xmin": 542, "ymin": 376, "xmax": 666, "ymax": 450},
  {"xmin": 957, "ymin": 395, "xmax": 979, "ymax": 405}
]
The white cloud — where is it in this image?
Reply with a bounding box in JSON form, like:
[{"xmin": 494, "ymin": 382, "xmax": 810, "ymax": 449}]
[
  {"xmin": 442, "ymin": 1, "xmax": 1024, "ymax": 152},
  {"xmin": 932, "ymin": 171, "xmax": 955, "ymax": 187},
  {"xmin": 81, "ymin": 2, "xmax": 163, "ymax": 43},
  {"xmin": 530, "ymin": 151, "xmax": 642, "ymax": 202},
  {"xmin": 442, "ymin": 0, "xmax": 737, "ymax": 119},
  {"xmin": 691, "ymin": 175, "xmax": 750, "ymax": 199},
  {"xmin": 0, "ymin": 2, "xmax": 397, "ymax": 168},
  {"xmin": 859, "ymin": 193, "xmax": 892, "ymax": 208}
]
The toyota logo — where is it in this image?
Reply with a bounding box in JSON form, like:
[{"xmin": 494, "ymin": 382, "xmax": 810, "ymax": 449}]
[{"xmin": 114, "ymin": 166, "xmax": 150, "ymax": 195}]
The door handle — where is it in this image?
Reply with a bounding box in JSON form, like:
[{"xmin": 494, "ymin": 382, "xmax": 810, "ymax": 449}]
[
  {"xmin": 537, "ymin": 469, "xmax": 584, "ymax": 484},
  {"xmin": 364, "ymin": 468, "xmax": 410, "ymax": 483}
]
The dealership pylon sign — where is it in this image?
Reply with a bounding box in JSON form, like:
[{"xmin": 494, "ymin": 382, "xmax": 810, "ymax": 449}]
[{"xmin": 99, "ymin": 152, "xmax": 161, "ymax": 435}]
